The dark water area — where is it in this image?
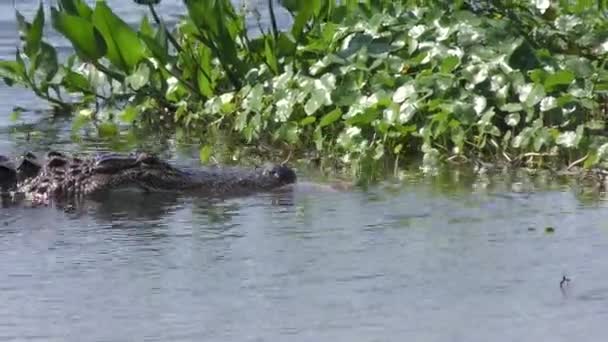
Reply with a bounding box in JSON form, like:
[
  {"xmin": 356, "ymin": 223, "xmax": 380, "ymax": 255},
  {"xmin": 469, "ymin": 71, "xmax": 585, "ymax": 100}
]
[{"xmin": 0, "ymin": 1, "xmax": 608, "ymax": 341}]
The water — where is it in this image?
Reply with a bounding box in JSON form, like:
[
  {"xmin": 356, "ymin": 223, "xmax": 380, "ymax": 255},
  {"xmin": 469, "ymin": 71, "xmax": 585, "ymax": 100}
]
[{"xmin": 1, "ymin": 1, "xmax": 608, "ymax": 341}]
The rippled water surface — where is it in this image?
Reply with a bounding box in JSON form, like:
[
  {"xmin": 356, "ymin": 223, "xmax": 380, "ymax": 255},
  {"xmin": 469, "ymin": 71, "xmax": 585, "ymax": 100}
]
[{"xmin": 1, "ymin": 1, "xmax": 608, "ymax": 341}]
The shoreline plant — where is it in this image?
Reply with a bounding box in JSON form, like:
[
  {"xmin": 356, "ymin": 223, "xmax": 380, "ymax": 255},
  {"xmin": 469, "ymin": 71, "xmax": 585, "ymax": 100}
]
[{"xmin": 2, "ymin": 0, "xmax": 608, "ymax": 181}]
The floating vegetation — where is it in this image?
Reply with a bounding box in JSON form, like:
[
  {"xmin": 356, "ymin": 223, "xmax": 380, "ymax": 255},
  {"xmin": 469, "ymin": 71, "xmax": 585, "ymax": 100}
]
[{"xmin": 2, "ymin": 1, "xmax": 608, "ymax": 181}]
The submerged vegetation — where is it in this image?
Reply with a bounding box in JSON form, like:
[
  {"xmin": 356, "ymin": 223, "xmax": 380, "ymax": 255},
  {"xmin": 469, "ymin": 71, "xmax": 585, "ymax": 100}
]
[{"xmin": 2, "ymin": 0, "xmax": 608, "ymax": 180}]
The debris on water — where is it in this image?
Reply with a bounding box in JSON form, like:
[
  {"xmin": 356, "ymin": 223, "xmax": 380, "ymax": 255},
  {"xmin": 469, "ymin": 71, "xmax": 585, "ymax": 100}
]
[
  {"xmin": 545, "ymin": 226, "xmax": 555, "ymax": 233},
  {"xmin": 527, "ymin": 227, "xmax": 536, "ymax": 231},
  {"xmin": 560, "ymin": 275, "xmax": 571, "ymax": 288}
]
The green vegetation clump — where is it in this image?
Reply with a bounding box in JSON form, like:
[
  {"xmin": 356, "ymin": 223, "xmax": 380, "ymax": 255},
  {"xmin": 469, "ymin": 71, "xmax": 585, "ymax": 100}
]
[{"xmin": 2, "ymin": 0, "xmax": 608, "ymax": 180}]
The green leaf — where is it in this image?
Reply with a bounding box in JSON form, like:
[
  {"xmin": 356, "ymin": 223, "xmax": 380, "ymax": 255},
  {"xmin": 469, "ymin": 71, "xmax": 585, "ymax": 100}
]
[
  {"xmin": 505, "ymin": 113, "xmax": 520, "ymax": 127},
  {"xmin": 10, "ymin": 107, "xmax": 23, "ymax": 122},
  {"xmin": 139, "ymin": 33, "xmax": 168, "ymax": 65},
  {"xmin": 440, "ymin": 55, "xmax": 460, "ymax": 73},
  {"xmin": 139, "ymin": 18, "xmax": 168, "ymax": 64},
  {"xmin": 58, "ymin": 0, "xmax": 93, "ymax": 19},
  {"xmin": 292, "ymin": 3, "xmax": 314, "ymax": 41},
  {"xmin": 15, "ymin": 11, "xmax": 31, "ymax": 42},
  {"xmin": 71, "ymin": 112, "xmax": 91, "ymax": 131},
  {"xmin": 197, "ymin": 69, "xmax": 213, "ymax": 98},
  {"xmin": 61, "ymin": 69, "xmax": 92, "ymax": 93},
  {"xmin": 264, "ymin": 36, "xmax": 278, "ymax": 74},
  {"xmin": 500, "ymin": 103, "xmax": 523, "ymax": 112},
  {"xmin": 23, "ymin": 3, "xmax": 44, "ymax": 58},
  {"xmin": 98, "ymin": 122, "xmax": 119, "ymax": 137},
  {"xmin": 51, "ymin": 7, "xmax": 106, "ymax": 61},
  {"xmin": 199, "ymin": 145, "xmax": 213, "ymax": 164},
  {"xmin": 0, "ymin": 59, "xmax": 26, "ymax": 84},
  {"xmin": 318, "ymin": 108, "xmax": 342, "ymax": 128},
  {"xmin": 556, "ymin": 130, "xmax": 579, "ymax": 148},
  {"xmin": 300, "ymin": 116, "xmax": 317, "ymax": 126},
  {"xmin": 92, "ymin": 1, "xmax": 147, "ymax": 73},
  {"xmin": 544, "ymin": 70, "xmax": 575, "ymax": 91},
  {"xmin": 35, "ymin": 42, "xmax": 59, "ymax": 81},
  {"xmin": 139, "ymin": 15, "xmax": 154, "ymax": 37},
  {"xmin": 392, "ymin": 83, "xmax": 416, "ymax": 103},
  {"xmin": 125, "ymin": 63, "xmax": 150, "ymax": 90},
  {"xmin": 119, "ymin": 105, "xmax": 139, "ymax": 123}
]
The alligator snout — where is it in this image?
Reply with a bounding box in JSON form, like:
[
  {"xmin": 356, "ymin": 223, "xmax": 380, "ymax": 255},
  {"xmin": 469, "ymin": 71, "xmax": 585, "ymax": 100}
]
[{"xmin": 268, "ymin": 164, "xmax": 297, "ymax": 185}]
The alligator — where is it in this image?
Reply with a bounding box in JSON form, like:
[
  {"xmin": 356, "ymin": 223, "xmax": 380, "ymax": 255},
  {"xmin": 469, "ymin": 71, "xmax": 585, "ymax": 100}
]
[{"xmin": 0, "ymin": 151, "xmax": 297, "ymax": 206}]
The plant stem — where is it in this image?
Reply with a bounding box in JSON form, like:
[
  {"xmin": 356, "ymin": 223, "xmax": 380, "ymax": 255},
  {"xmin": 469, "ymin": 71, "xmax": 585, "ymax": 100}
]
[
  {"xmin": 147, "ymin": 3, "xmax": 212, "ymax": 96},
  {"xmin": 267, "ymin": 0, "xmax": 279, "ymax": 39},
  {"xmin": 147, "ymin": 3, "xmax": 184, "ymax": 55},
  {"xmin": 93, "ymin": 61, "xmax": 125, "ymax": 83}
]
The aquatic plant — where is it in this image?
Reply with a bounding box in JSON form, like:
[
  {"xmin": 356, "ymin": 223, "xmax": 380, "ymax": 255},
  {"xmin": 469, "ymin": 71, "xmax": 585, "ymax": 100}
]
[{"xmin": 2, "ymin": 0, "xmax": 608, "ymax": 180}]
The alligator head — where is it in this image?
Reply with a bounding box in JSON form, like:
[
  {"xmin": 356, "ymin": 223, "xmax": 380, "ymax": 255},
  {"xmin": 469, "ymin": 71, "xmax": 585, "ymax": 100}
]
[
  {"xmin": 14, "ymin": 152, "xmax": 297, "ymax": 203},
  {"xmin": 127, "ymin": 154, "xmax": 297, "ymax": 196}
]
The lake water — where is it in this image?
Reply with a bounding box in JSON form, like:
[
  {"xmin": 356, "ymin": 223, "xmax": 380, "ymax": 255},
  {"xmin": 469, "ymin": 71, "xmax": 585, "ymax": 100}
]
[{"xmin": 1, "ymin": 1, "xmax": 608, "ymax": 341}]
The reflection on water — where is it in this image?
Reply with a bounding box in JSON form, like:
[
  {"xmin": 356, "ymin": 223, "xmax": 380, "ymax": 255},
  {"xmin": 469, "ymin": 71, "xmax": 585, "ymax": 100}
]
[{"xmin": 0, "ymin": 1, "xmax": 607, "ymax": 341}]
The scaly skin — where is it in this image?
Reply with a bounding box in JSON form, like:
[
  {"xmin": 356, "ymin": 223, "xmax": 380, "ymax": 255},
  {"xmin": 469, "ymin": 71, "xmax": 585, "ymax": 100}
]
[{"xmin": 0, "ymin": 151, "xmax": 297, "ymax": 205}]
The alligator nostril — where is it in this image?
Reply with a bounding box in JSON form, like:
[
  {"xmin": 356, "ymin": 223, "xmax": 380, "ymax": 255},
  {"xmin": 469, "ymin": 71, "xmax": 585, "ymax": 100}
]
[{"xmin": 275, "ymin": 165, "xmax": 296, "ymax": 184}]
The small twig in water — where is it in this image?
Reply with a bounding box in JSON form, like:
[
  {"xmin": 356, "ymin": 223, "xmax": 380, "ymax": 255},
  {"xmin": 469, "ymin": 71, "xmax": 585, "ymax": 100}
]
[
  {"xmin": 567, "ymin": 153, "xmax": 588, "ymax": 171},
  {"xmin": 560, "ymin": 275, "xmax": 571, "ymax": 288}
]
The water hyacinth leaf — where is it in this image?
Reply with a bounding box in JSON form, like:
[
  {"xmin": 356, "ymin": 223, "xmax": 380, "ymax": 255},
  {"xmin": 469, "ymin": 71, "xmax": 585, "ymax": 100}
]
[
  {"xmin": 15, "ymin": 11, "xmax": 30, "ymax": 41},
  {"xmin": 264, "ymin": 37, "xmax": 278, "ymax": 75},
  {"xmin": 139, "ymin": 15, "xmax": 154, "ymax": 37},
  {"xmin": 92, "ymin": 1, "xmax": 147, "ymax": 73},
  {"xmin": 0, "ymin": 60, "xmax": 26, "ymax": 84},
  {"xmin": 525, "ymin": 84, "xmax": 545, "ymax": 107},
  {"xmin": 383, "ymin": 104, "xmax": 399, "ymax": 124},
  {"xmin": 275, "ymin": 97, "xmax": 293, "ymax": 122},
  {"xmin": 23, "ymin": 3, "xmax": 44, "ymax": 58},
  {"xmin": 291, "ymin": 0, "xmax": 318, "ymax": 40},
  {"xmin": 98, "ymin": 122, "xmax": 119, "ymax": 137},
  {"xmin": 440, "ymin": 55, "xmax": 460, "ymax": 73},
  {"xmin": 512, "ymin": 127, "xmax": 533, "ymax": 148},
  {"xmin": 199, "ymin": 145, "xmax": 213, "ymax": 164},
  {"xmin": 59, "ymin": 0, "xmax": 93, "ymax": 19},
  {"xmin": 505, "ymin": 113, "xmax": 520, "ymax": 127},
  {"xmin": 319, "ymin": 108, "xmax": 342, "ymax": 128},
  {"xmin": 565, "ymin": 57, "xmax": 593, "ymax": 78},
  {"xmin": 197, "ymin": 69, "xmax": 213, "ymax": 98},
  {"xmin": 463, "ymin": 63, "xmax": 489, "ymax": 85},
  {"xmin": 119, "ymin": 105, "xmax": 139, "ymax": 123},
  {"xmin": 71, "ymin": 111, "xmax": 91, "ymax": 131},
  {"xmin": 540, "ymin": 96, "xmax": 557, "ymax": 111},
  {"xmin": 473, "ymin": 96, "xmax": 487, "ymax": 115},
  {"xmin": 62, "ymin": 69, "xmax": 92, "ymax": 93},
  {"xmin": 9, "ymin": 107, "xmax": 23, "ymax": 122},
  {"xmin": 125, "ymin": 63, "xmax": 150, "ymax": 90},
  {"xmin": 243, "ymin": 84, "xmax": 264, "ymax": 113},
  {"xmin": 392, "ymin": 83, "xmax": 416, "ymax": 103},
  {"xmin": 139, "ymin": 29, "xmax": 168, "ymax": 64},
  {"xmin": 277, "ymin": 122, "xmax": 300, "ymax": 144},
  {"xmin": 305, "ymin": 74, "xmax": 335, "ymax": 115},
  {"xmin": 544, "ymin": 70, "xmax": 575, "ymax": 91},
  {"xmin": 586, "ymin": 120, "xmax": 605, "ymax": 130},
  {"xmin": 399, "ymin": 102, "xmax": 417, "ymax": 123},
  {"xmin": 535, "ymin": 0, "xmax": 551, "ymax": 13},
  {"xmin": 35, "ymin": 42, "xmax": 59, "ymax": 81},
  {"xmin": 300, "ymin": 116, "xmax": 316, "ymax": 126},
  {"xmin": 501, "ymin": 103, "xmax": 523, "ymax": 112},
  {"xmin": 533, "ymin": 127, "xmax": 552, "ymax": 151},
  {"xmin": 51, "ymin": 7, "xmax": 106, "ymax": 61},
  {"xmin": 304, "ymin": 95, "xmax": 323, "ymax": 115},
  {"xmin": 556, "ymin": 131, "xmax": 578, "ymax": 148}
]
